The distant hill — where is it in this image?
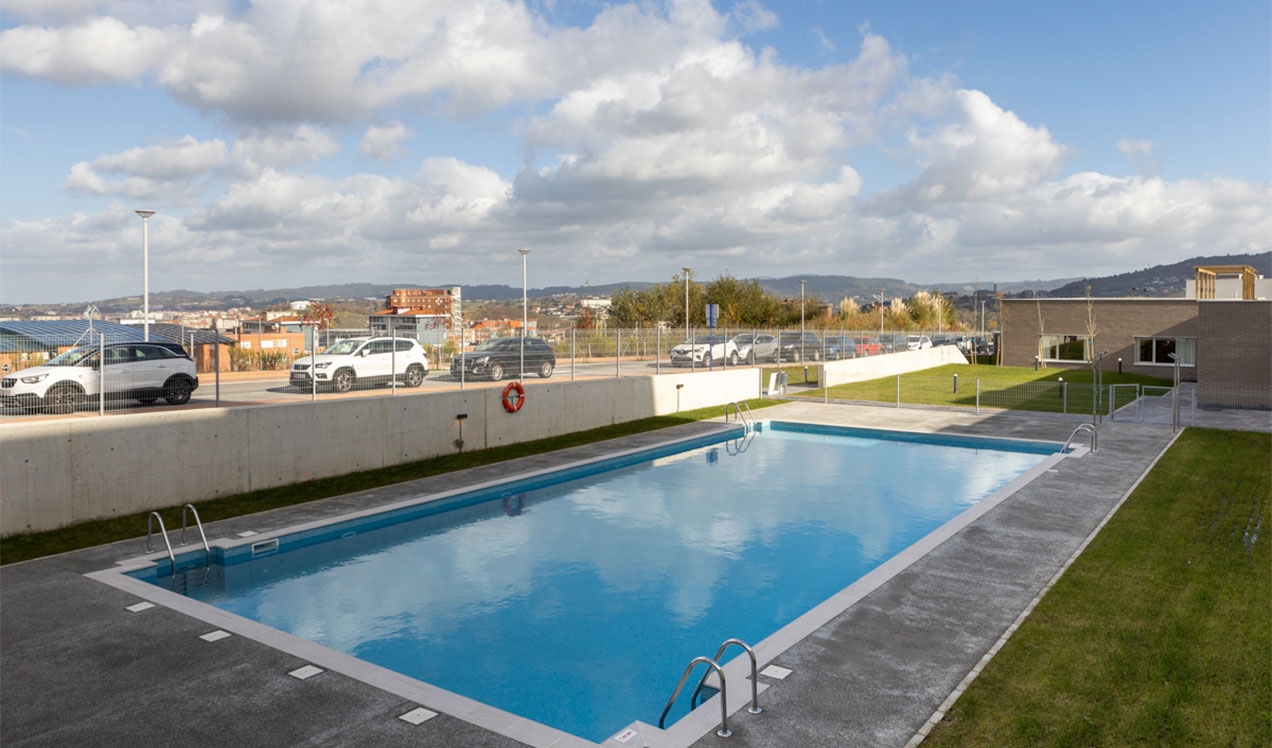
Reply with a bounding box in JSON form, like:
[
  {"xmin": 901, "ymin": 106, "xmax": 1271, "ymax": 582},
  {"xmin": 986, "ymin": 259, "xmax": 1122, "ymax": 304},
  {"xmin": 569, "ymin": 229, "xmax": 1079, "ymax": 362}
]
[
  {"xmin": 1046, "ymin": 252, "xmax": 1272, "ymax": 297},
  {"xmin": 1, "ymin": 272, "xmax": 1105, "ymax": 313}
]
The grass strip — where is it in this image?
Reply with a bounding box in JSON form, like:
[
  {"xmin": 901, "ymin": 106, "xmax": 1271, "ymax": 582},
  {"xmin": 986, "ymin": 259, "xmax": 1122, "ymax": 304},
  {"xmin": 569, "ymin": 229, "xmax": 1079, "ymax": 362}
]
[
  {"xmin": 801, "ymin": 364, "xmax": 1171, "ymax": 415},
  {"xmin": 925, "ymin": 428, "xmax": 1271, "ymax": 747},
  {"xmin": 1, "ymin": 398, "xmax": 783, "ymax": 566}
]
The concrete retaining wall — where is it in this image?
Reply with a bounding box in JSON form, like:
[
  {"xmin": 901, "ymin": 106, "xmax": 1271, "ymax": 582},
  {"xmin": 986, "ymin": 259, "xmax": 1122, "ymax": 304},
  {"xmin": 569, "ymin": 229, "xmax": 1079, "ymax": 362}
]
[
  {"xmin": 820, "ymin": 347, "xmax": 969, "ymax": 388},
  {"xmin": 1, "ymin": 369, "xmax": 761, "ymax": 536}
]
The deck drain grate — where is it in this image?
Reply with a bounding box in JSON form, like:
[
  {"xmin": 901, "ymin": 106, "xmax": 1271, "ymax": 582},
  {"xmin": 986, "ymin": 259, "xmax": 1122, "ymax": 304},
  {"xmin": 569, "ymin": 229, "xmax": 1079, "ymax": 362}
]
[
  {"xmin": 125, "ymin": 602, "xmax": 155, "ymax": 612},
  {"xmin": 760, "ymin": 665, "xmax": 792, "ymax": 680},
  {"xmin": 200, "ymin": 630, "xmax": 231, "ymax": 642},
  {"xmin": 398, "ymin": 707, "xmax": 437, "ymax": 725},
  {"xmin": 288, "ymin": 665, "xmax": 324, "ymax": 680}
]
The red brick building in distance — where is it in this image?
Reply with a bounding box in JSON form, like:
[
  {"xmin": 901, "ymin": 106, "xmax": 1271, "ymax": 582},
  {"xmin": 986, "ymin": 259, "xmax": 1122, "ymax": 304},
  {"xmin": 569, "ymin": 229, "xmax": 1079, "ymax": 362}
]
[{"xmin": 369, "ymin": 287, "xmax": 462, "ymax": 345}]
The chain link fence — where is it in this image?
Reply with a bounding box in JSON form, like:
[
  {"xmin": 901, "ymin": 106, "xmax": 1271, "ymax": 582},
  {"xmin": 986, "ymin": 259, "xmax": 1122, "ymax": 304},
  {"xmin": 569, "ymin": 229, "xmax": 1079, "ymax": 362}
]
[{"xmin": 2, "ymin": 325, "xmax": 980, "ymax": 418}]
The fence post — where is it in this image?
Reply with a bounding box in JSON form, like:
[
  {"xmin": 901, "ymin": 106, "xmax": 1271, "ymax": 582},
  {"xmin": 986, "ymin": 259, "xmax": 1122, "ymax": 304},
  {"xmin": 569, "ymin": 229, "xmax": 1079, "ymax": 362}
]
[
  {"xmin": 570, "ymin": 327, "xmax": 575, "ymax": 381},
  {"xmin": 656, "ymin": 326, "xmax": 661, "ymax": 375},
  {"xmin": 310, "ymin": 325, "xmax": 317, "ymax": 402},
  {"xmin": 975, "ymin": 378, "xmax": 980, "ymax": 415},
  {"xmin": 213, "ymin": 319, "xmax": 221, "ymax": 407},
  {"xmin": 896, "ymin": 373, "xmax": 901, "ymax": 408},
  {"xmin": 460, "ymin": 334, "xmax": 465, "ymax": 390},
  {"xmin": 99, "ymin": 332, "xmax": 105, "ymax": 416},
  {"xmin": 391, "ymin": 325, "xmax": 397, "ymax": 395},
  {"xmin": 616, "ymin": 328, "xmax": 621, "ymax": 377},
  {"xmin": 691, "ymin": 326, "xmax": 695, "ymax": 373}
]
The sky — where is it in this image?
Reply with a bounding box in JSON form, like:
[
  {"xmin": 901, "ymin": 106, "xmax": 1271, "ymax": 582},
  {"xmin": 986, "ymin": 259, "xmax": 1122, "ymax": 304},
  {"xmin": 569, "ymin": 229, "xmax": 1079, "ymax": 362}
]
[{"xmin": 1, "ymin": 0, "xmax": 1269, "ymax": 304}]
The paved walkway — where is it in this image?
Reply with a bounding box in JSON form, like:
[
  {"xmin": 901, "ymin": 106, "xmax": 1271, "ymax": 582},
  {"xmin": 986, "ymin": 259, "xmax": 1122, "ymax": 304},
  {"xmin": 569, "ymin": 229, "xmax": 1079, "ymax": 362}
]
[{"xmin": 1, "ymin": 404, "xmax": 1177, "ymax": 748}]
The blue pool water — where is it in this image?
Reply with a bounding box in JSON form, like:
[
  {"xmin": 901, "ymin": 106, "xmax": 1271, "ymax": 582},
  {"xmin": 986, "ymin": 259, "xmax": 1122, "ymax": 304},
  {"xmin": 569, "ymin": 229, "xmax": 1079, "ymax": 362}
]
[{"xmin": 138, "ymin": 423, "xmax": 1054, "ymax": 742}]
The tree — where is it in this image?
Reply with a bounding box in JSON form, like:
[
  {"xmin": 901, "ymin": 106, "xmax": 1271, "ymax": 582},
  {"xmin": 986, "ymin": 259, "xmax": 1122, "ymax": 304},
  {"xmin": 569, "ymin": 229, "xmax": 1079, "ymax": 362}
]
[{"xmin": 303, "ymin": 301, "xmax": 335, "ymax": 329}]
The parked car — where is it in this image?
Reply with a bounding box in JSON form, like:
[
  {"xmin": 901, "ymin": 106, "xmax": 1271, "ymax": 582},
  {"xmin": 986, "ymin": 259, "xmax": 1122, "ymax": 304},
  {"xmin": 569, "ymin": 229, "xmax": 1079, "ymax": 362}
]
[
  {"xmin": 821, "ymin": 336, "xmax": 856, "ymax": 361},
  {"xmin": 291, "ymin": 336, "xmax": 429, "ymax": 392},
  {"xmin": 851, "ymin": 336, "xmax": 883, "ymax": 356},
  {"xmin": 880, "ymin": 333, "xmax": 908, "ymax": 353},
  {"xmin": 450, "ymin": 337, "xmax": 556, "ymax": 381},
  {"xmin": 730, "ymin": 333, "xmax": 778, "ymax": 364},
  {"xmin": 670, "ymin": 334, "xmax": 741, "ymax": 367},
  {"xmin": 906, "ymin": 335, "xmax": 933, "ymax": 351},
  {"xmin": 1, "ymin": 341, "xmax": 199, "ymax": 414},
  {"xmin": 776, "ymin": 332, "xmax": 824, "ymax": 362}
]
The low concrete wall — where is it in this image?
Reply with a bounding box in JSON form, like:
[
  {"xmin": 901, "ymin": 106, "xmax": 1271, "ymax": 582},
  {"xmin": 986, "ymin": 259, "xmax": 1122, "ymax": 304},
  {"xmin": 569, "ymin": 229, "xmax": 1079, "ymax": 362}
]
[
  {"xmin": 0, "ymin": 369, "xmax": 761, "ymax": 536},
  {"xmin": 820, "ymin": 347, "xmax": 969, "ymax": 388}
]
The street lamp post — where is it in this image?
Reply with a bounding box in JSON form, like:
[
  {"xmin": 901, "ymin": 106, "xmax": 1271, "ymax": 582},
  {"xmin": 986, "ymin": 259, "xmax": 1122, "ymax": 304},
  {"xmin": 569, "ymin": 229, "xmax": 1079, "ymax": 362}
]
[
  {"xmin": 799, "ymin": 280, "xmax": 807, "ymax": 362},
  {"xmin": 135, "ymin": 210, "xmax": 155, "ymax": 340},
  {"xmin": 682, "ymin": 267, "xmax": 691, "ymax": 331},
  {"xmin": 519, "ymin": 249, "xmax": 530, "ymax": 383},
  {"xmin": 878, "ymin": 288, "xmax": 885, "ymax": 339}
]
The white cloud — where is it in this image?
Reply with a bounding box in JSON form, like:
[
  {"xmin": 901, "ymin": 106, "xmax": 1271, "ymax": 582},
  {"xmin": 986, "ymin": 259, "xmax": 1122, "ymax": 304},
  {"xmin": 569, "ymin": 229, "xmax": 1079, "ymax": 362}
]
[
  {"xmin": 65, "ymin": 135, "xmax": 227, "ymax": 199},
  {"xmin": 358, "ymin": 121, "xmax": 416, "ymax": 162},
  {"xmin": 731, "ymin": 1, "xmax": 778, "ymax": 34},
  {"xmin": 231, "ymin": 125, "xmax": 341, "ymax": 173},
  {"xmin": 1117, "ymin": 138, "xmax": 1162, "ymax": 176}
]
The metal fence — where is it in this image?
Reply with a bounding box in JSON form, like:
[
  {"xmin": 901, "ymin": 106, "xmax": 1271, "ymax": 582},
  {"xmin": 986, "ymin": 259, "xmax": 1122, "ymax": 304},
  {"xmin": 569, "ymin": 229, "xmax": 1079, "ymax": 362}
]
[{"xmin": 0, "ymin": 326, "xmax": 977, "ymax": 418}]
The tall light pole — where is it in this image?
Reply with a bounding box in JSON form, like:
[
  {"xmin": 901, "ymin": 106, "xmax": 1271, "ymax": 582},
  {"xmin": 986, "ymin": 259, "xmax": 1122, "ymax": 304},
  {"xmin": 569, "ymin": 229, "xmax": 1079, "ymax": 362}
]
[
  {"xmin": 878, "ymin": 288, "xmax": 885, "ymax": 339},
  {"xmin": 799, "ymin": 280, "xmax": 807, "ymax": 362},
  {"xmin": 519, "ymin": 248, "xmax": 530, "ymax": 383},
  {"xmin": 135, "ymin": 209, "xmax": 155, "ymax": 340},
  {"xmin": 682, "ymin": 267, "xmax": 691, "ymax": 332}
]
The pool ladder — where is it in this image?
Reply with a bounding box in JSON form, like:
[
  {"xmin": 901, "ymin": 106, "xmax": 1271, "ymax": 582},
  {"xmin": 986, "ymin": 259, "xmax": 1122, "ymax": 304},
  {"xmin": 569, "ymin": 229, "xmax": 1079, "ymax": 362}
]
[
  {"xmin": 146, "ymin": 505, "xmax": 212, "ymax": 594},
  {"xmin": 1062, "ymin": 423, "xmax": 1098, "ymax": 454},
  {"xmin": 725, "ymin": 401, "xmax": 755, "ymax": 432},
  {"xmin": 659, "ymin": 638, "xmax": 763, "ymax": 738}
]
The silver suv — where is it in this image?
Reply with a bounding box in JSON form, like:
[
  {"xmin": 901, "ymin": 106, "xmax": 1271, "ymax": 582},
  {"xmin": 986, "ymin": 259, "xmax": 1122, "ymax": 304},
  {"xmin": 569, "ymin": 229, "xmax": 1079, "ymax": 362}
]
[
  {"xmin": 0, "ymin": 342, "xmax": 199, "ymax": 414},
  {"xmin": 290, "ymin": 337, "xmax": 429, "ymax": 393}
]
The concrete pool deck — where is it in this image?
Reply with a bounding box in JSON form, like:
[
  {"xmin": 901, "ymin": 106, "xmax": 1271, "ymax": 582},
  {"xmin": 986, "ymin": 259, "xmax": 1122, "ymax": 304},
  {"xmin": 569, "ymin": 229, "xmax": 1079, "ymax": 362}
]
[{"xmin": 1, "ymin": 403, "xmax": 1178, "ymax": 748}]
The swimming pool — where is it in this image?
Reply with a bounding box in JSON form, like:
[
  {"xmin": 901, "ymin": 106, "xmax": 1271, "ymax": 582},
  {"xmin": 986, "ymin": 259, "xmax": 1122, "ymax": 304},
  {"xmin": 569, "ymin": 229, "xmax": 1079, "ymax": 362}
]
[{"xmin": 121, "ymin": 422, "xmax": 1063, "ymax": 744}]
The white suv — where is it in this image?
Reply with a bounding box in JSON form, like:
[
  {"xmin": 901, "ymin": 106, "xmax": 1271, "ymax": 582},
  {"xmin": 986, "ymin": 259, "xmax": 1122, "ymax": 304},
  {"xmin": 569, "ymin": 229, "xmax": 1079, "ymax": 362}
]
[
  {"xmin": 0, "ymin": 342, "xmax": 199, "ymax": 414},
  {"xmin": 290, "ymin": 337, "xmax": 429, "ymax": 393}
]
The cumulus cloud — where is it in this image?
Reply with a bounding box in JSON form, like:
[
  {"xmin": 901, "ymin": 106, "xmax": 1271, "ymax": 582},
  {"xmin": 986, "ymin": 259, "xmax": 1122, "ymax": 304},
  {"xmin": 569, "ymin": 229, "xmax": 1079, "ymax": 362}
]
[
  {"xmin": 731, "ymin": 1, "xmax": 778, "ymax": 34},
  {"xmin": 358, "ymin": 121, "xmax": 416, "ymax": 162},
  {"xmin": 231, "ymin": 125, "xmax": 341, "ymax": 173},
  {"xmin": 65, "ymin": 135, "xmax": 227, "ymax": 199},
  {"xmin": 1117, "ymin": 138, "xmax": 1162, "ymax": 176},
  {"xmin": 1, "ymin": 5, "xmax": 1267, "ymax": 303}
]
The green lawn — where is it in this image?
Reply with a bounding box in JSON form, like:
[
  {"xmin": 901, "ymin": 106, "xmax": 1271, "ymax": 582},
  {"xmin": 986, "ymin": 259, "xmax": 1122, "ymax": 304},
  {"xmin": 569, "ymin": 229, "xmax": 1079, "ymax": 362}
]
[
  {"xmin": 761, "ymin": 365, "xmax": 821, "ymax": 385},
  {"xmin": 804, "ymin": 364, "xmax": 1172, "ymax": 415},
  {"xmin": 925, "ymin": 428, "xmax": 1271, "ymax": 747},
  {"xmin": 0, "ymin": 398, "xmax": 783, "ymax": 566}
]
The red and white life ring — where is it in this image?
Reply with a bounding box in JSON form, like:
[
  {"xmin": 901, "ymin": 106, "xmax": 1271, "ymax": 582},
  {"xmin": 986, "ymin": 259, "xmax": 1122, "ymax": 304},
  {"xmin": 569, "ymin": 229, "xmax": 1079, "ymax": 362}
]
[{"xmin": 501, "ymin": 381, "xmax": 526, "ymax": 413}]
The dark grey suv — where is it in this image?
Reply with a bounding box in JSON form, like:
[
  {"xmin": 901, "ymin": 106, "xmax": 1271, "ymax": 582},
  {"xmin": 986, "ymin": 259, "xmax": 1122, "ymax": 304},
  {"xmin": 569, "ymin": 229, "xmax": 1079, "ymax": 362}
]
[
  {"xmin": 776, "ymin": 332, "xmax": 824, "ymax": 362},
  {"xmin": 451, "ymin": 337, "xmax": 556, "ymax": 381}
]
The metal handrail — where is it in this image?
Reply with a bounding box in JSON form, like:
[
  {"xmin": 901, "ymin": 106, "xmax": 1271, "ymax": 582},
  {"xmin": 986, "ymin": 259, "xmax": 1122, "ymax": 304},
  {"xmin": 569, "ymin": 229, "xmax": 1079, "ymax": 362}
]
[
  {"xmin": 690, "ymin": 639, "xmax": 762, "ymax": 715},
  {"xmin": 146, "ymin": 512, "xmax": 176, "ymax": 569},
  {"xmin": 1063, "ymin": 423, "xmax": 1097, "ymax": 454},
  {"xmin": 725, "ymin": 401, "xmax": 754, "ymax": 431},
  {"xmin": 181, "ymin": 504, "xmax": 211, "ymax": 563},
  {"xmin": 659, "ymin": 656, "xmax": 732, "ymax": 737}
]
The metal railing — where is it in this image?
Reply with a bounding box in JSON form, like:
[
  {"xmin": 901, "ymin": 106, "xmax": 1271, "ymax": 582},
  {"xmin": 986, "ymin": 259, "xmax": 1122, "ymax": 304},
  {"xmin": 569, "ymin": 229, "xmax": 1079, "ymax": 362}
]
[
  {"xmin": 690, "ymin": 639, "xmax": 762, "ymax": 715},
  {"xmin": 181, "ymin": 504, "xmax": 211, "ymax": 564},
  {"xmin": 1063, "ymin": 423, "xmax": 1098, "ymax": 454},
  {"xmin": 725, "ymin": 401, "xmax": 754, "ymax": 431},
  {"xmin": 660, "ymin": 656, "xmax": 732, "ymax": 737},
  {"xmin": 146, "ymin": 512, "xmax": 175, "ymax": 570}
]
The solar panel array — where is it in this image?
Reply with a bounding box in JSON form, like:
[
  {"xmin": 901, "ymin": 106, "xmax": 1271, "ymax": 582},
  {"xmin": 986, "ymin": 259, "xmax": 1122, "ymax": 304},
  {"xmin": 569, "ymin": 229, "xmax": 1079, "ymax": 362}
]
[{"xmin": 0, "ymin": 320, "xmax": 147, "ymax": 346}]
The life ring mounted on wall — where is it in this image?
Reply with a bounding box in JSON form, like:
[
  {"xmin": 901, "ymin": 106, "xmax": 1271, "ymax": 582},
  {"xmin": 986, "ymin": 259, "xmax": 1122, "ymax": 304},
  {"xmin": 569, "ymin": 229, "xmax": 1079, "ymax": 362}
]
[{"xmin": 501, "ymin": 381, "xmax": 526, "ymax": 413}]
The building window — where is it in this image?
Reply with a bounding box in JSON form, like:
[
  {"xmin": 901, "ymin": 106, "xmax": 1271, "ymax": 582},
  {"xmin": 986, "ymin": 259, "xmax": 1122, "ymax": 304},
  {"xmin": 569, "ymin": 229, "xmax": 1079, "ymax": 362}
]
[
  {"xmin": 1135, "ymin": 337, "xmax": 1195, "ymax": 366},
  {"xmin": 1040, "ymin": 334, "xmax": 1090, "ymax": 363}
]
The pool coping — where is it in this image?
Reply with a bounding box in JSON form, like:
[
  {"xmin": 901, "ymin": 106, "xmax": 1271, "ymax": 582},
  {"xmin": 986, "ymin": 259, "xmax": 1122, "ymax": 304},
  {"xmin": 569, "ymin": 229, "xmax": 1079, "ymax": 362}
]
[{"xmin": 84, "ymin": 419, "xmax": 1077, "ymax": 748}]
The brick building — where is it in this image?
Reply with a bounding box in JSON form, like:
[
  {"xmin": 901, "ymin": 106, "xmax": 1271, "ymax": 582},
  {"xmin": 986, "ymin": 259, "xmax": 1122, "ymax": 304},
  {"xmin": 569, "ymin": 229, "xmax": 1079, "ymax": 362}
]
[
  {"xmin": 1003, "ymin": 293, "xmax": 1271, "ymax": 409},
  {"xmin": 370, "ymin": 287, "xmax": 462, "ymax": 345}
]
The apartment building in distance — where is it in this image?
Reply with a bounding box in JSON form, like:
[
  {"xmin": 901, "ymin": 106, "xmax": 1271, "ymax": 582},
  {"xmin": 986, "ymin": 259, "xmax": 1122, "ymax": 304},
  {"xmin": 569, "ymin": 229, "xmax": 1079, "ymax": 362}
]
[
  {"xmin": 1002, "ymin": 265, "xmax": 1271, "ymax": 409},
  {"xmin": 369, "ymin": 287, "xmax": 462, "ymax": 345}
]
